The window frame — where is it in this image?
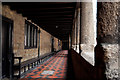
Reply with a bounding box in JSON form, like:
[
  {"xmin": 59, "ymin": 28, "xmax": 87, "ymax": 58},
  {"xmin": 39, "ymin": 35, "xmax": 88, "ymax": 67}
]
[{"xmin": 24, "ymin": 20, "xmax": 38, "ymax": 49}]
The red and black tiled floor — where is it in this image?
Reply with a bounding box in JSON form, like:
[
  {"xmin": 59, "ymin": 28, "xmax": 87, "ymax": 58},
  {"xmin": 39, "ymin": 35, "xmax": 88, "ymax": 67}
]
[{"xmin": 21, "ymin": 50, "xmax": 68, "ymax": 80}]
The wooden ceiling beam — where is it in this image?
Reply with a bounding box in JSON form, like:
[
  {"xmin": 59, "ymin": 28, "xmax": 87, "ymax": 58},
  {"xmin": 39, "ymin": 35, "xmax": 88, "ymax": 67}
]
[
  {"xmin": 3, "ymin": 2, "xmax": 74, "ymax": 6},
  {"xmin": 22, "ymin": 12, "xmax": 74, "ymax": 16},
  {"xmin": 16, "ymin": 7, "xmax": 74, "ymax": 12},
  {"xmin": 30, "ymin": 19, "xmax": 73, "ymax": 22},
  {"xmin": 38, "ymin": 22, "xmax": 72, "ymax": 24},
  {"xmin": 32, "ymin": 19, "xmax": 72, "ymax": 23},
  {"xmin": 27, "ymin": 17, "xmax": 73, "ymax": 21},
  {"xmin": 38, "ymin": 21, "xmax": 72, "ymax": 23},
  {"xmin": 8, "ymin": 3, "xmax": 75, "ymax": 10},
  {"xmin": 28, "ymin": 16, "xmax": 73, "ymax": 18},
  {"xmin": 25, "ymin": 15, "xmax": 73, "ymax": 17},
  {"xmin": 2, "ymin": 2, "xmax": 76, "ymax": 40}
]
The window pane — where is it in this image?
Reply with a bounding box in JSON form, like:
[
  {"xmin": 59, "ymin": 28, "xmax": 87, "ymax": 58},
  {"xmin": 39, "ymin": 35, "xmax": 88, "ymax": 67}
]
[
  {"xmin": 34, "ymin": 28, "xmax": 36, "ymax": 46},
  {"xmin": 33, "ymin": 26, "xmax": 35, "ymax": 47},
  {"xmin": 28, "ymin": 25, "xmax": 30, "ymax": 47},
  {"xmin": 31, "ymin": 26, "xmax": 34, "ymax": 47},
  {"xmin": 36, "ymin": 28, "xmax": 37, "ymax": 47},
  {"xmin": 25, "ymin": 24, "xmax": 27, "ymax": 46}
]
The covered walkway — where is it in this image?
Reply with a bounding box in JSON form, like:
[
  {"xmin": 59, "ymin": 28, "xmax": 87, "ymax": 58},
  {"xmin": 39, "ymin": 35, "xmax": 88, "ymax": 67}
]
[{"xmin": 0, "ymin": 1, "xmax": 119, "ymax": 80}]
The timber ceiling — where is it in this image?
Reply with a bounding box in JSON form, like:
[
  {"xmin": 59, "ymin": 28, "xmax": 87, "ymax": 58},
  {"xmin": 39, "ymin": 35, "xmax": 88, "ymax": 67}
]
[{"xmin": 2, "ymin": 2, "xmax": 76, "ymax": 40}]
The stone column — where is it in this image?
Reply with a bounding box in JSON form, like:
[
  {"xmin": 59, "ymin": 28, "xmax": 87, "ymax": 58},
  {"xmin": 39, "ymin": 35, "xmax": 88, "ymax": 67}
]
[
  {"xmin": 69, "ymin": 34, "xmax": 71, "ymax": 49},
  {"xmin": 97, "ymin": 2, "xmax": 119, "ymax": 80},
  {"xmin": 74, "ymin": 17, "xmax": 77, "ymax": 51},
  {"xmin": 76, "ymin": 8, "xmax": 80, "ymax": 53},
  {"xmin": 80, "ymin": 1, "xmax": 97, "ymax": 65},
  {"xmin": 71, "ymin": 20, "xmax": 76, "ymax": 50}
]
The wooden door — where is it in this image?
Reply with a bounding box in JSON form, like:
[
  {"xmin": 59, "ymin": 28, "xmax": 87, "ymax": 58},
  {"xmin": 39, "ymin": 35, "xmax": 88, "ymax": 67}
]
[{"xmin": 2, "ymin": 17, "xmax": 13, "ymax": 78}]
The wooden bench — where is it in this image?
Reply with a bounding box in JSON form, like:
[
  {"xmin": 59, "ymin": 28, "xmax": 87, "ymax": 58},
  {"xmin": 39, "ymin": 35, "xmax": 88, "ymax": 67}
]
[{"xmin": 13, "ymin": 52, "xmax": 55, "ymax": 78}]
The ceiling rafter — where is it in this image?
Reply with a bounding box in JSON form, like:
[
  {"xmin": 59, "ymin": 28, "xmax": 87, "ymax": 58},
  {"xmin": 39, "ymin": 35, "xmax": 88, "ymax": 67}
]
[{"xmin": 3, "ymin": 2, "xmax": 76, "ymax": 40}]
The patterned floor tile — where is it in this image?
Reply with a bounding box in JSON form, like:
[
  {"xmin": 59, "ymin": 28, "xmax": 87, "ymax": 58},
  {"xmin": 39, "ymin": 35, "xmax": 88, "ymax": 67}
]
[{"xmin": 22, "ymin": 50, "xmax": 68, "ymax": 79}]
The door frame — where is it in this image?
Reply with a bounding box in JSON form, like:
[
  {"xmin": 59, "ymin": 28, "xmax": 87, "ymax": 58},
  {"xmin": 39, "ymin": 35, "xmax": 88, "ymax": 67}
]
[
  {"xmin": 2, "ymin": 16, "xmax": 13, "ymax": 78},
  {"xmin": 0, "ymin": 15, "xmax": 2, "ymax": 79}
]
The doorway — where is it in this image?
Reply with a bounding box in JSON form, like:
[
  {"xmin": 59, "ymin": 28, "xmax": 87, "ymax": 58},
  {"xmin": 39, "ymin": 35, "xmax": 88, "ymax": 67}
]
[
  {"xmin": 51, "ymin": 36, "xmax": 54, "ymax": 52},
  {"xmin": 2, "ymin": 16, "xmax": 13, "ymax": 78}
]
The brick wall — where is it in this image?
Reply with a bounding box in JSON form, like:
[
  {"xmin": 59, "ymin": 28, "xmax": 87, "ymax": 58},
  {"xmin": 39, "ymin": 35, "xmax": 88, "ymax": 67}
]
[{"xmin": 2, "ymin": 5, "xmax": 62, "ymax": 64}]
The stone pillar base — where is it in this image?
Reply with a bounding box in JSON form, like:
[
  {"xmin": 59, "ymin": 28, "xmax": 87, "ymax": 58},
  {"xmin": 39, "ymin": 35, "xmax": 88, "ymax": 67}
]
[
  {"xmin": 72, "ymin": 45, "xmax": 76, "ymax": 51},
  {"xmin": 76, "ymin": 44, "xmax": 79, "ymax": 53},
  {"xmin": 101, "ymin": 44, "xmax": 119, "ymax": 80},
  {"xmin": 80, "ymin": 44, "xmax": 95, "ymax": 66},
  {"xmin": 72, "ymin": 44, "xmax": 80, "ymax": 53}
]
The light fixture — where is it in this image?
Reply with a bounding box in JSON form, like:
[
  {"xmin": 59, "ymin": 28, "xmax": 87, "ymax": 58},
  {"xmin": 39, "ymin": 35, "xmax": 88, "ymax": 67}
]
[{"xmin": 56, "ymin": 26, "xmax": 58, "ymax": 28}]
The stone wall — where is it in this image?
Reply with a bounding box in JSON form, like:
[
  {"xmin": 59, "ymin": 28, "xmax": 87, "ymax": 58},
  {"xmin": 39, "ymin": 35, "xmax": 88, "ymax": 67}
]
[
  {"xmin": 40, "ymin": 29, "xmax": 52, "ymax": 55},
  {"xmin": 2, "ymin": 5, "xmax": 61, "ymax": 64}
]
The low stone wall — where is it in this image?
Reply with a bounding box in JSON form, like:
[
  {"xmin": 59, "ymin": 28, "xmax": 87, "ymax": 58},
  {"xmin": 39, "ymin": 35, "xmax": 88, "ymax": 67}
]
[{"xmin": 70, "ymin": 49, "xmax": 106, "ymax": 80}]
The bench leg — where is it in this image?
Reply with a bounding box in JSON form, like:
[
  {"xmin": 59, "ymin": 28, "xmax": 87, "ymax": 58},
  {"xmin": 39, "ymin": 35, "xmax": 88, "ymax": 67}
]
[
  {"xmin": 41, "ymin": 59, "xmax": 42, "ymax": 63},
  {"xmin": 40, "ymin": 59, "xmax": 41, "ymax": 63},
  {"xmin": 34, "ymin": 62, "xmax": 36, "ymax": 66},
  {"xmin": 28, "ymin": 64, "xmax": 30, "ymax": 70},
  {"xmin": 19, "ymin": 60, "xmax": 21, "ymax": 78},
  {"xmin": 32, "ymin": 63, "xmax": 33, "ymax": 68},
  {"xmin": 37, "ymin": 60, "xmax": 39, "ymax": 65},
  {"xmin": 18, "ymin": 67, "xmax": 21, "ymax": 78},
  {"xmin": 24, "ymin": 66, "xmax": 26, "ymax": 72}
]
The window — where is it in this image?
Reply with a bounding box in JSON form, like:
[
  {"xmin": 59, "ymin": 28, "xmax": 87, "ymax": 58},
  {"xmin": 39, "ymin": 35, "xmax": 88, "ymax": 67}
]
[{"xmin": 24, "ymin": 20, "xmax": 38, "ymax": 49}]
